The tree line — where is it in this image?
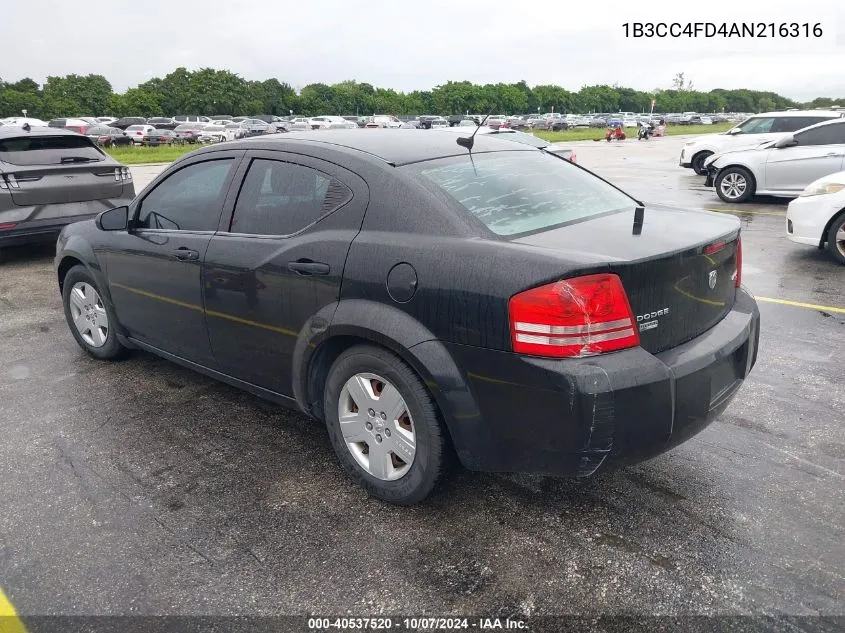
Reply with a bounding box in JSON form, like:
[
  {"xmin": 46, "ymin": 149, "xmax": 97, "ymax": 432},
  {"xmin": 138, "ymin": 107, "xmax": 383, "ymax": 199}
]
[{"xmin": 1, "ymin": 68, "xmax": 842, "ymax": 120}]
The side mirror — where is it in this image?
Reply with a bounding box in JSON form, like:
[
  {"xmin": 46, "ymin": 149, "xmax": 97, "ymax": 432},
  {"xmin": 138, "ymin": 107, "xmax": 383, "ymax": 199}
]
[
  {"xmin": 774, "ymin": 136, "xmax": 797, "ymax": 149},
  {"xmin": 727, "ymin": 128, "xmax": 742, "ymax": 135},
  {"xmin": 96, "ymin": 205, "xmax": 129, "ymax": 231}
]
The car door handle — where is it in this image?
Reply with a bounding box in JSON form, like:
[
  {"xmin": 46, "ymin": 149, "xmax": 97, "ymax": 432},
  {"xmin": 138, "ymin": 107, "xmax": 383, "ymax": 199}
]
[
  {"xmin": 288, "ymin": 259, "xmax": 330, "ymax": 275},
  {"xmin": 173, "ymin": 248, "xmax": 199, "ymax": 261}
]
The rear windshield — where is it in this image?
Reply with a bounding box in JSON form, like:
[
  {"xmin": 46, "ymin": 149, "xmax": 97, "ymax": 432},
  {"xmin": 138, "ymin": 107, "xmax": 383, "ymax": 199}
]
[
  {"xmin": 0, "ymin": 135, "xmax": 104, "ymax": 166},
  {"xmin": 409, "ymin": 151, "xmax": 634, "ymax": 237}
]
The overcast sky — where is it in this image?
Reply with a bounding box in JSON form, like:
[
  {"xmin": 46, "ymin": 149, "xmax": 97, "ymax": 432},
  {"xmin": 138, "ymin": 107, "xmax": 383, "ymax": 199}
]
[{"xmin": 2, "ymin": 0, "xmax": 843, "ymax": 101}]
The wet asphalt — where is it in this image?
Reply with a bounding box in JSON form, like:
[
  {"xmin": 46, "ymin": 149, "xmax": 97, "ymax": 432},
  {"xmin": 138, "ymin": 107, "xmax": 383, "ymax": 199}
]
[{"xmin": 0, "ymin": 135, "xmax": 842, "ymax": 621}]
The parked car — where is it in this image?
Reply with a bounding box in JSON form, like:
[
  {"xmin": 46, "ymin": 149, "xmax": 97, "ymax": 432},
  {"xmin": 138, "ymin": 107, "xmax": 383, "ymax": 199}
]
[
  {"xmin": 146, "ymin": 117, "xmax": 178, "ymax": 130},
  {"xmin": 786, "ymin": 170, "xmax": 845, "ymax": 264},
  {"xmin": 85, "ymin": 126, "xmax": 133, "ymax": 148},
  {"xmin": 703, "ymin": 118, "xmax": 845, "ymax": 203},
  {"xmin": 173, "ymin": 123, "xmax": 207, "ymax": 143},
  {"xmin": 48, "ymin": 118, "xmax": 94, "ymax": 134},
  {"xmin": 0, "ymin": 125, "xmax": 134, "ymax": 249},
  {"xmin": 96, "ymin": 117, "xmax": 117, "ymax": 125},
  {"xmin": 370, "ymin": 115, "xmax": 403, "ymax": 129},
  {"xmin": 173, "ymin": 115, "xmax": 212, "ymax": 125},
  {"xmin": 109, "ymin": 117, "xmax": 147, "ymax": 130},
  {"xmin": 125, "ymin": 124, "xmax": 156, "ymax": 145},
  {"xmin": 198, "ymin": 121, "xmax": 233, "ymax": 143},
  {"xmin": 589, "ymin": 116, "xmax": 607, "ymax": 128},
  {"xmin": 53, "ymin": 130, "xmax": 758, "ymax": 504},
  {"xmin": 485, "ymin": 115, "xmax": 509, "ymax": 130},
  {"xmin": 222, "ymin": 123, "xmax": 249, "ymax": 141},
  {"xmin": 142, "ymin": 130, "xmax": 181, "ymax": 146},
  {"xmin": 2, "ymin": 117, "xmax": 49, "ymax": 128},
  {"xmin": 680, "ymin": 110, "xmax": 845, "ymax": 175}
]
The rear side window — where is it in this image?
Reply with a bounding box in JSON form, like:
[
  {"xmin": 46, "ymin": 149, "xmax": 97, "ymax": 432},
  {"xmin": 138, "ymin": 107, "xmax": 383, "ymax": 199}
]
[
  {"xmin": 230, "ymin": 159, "xmax": 352, "ymax": 236},
  {"xmin": 796, "ymin": 122, "xmax": 845, "ymax": 146},
  {"xmin": 0, "ymin": 135, "xmax": 104, "ymax": 166},
  {"xmin": 771, "ymin": 116, "xmax": 835, "ymax": 133},
  {"xmin": 411, "ymin": 151, "xmax": 634, "ymax": 237}
]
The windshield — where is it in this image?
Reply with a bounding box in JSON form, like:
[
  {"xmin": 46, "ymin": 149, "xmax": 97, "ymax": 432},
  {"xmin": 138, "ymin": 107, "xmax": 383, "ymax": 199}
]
[
  {"xmin": 0, "ymin": 134, "xmax": 104, "ymax": 166},
  {"xmin": 409, "ymin": 151, "xmax": 635, "ymax": 237}
]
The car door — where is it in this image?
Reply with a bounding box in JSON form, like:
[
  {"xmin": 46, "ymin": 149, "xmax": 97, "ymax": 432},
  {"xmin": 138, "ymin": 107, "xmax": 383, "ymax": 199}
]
[
  {"xmin": 763, "ymin": 122, "xmax": 845, "ymax": 193},
  {"xmin": 102, "ymin": 151, "xmax": 244, "ymax": 365},
  {"xmin": 202, "ymin": 150, "xmax": 369, "ymax": 396}
]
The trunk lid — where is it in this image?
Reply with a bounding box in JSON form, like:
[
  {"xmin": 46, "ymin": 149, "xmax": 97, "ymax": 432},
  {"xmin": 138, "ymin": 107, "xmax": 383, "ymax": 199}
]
[{"xmin": 512, "ymin": 206, "xmax": 741, "ymax": 354}]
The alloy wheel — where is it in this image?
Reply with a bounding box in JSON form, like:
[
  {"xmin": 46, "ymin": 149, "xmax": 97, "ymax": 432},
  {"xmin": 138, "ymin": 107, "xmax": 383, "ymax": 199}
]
[
  {"xmin": 68, "ymin": 282, "xmax": 109, "ymax": 347},
  {"xmin": 337, "ymin": 372, "xmax": 416, "ymax": 481},
  {"xmin": 836, "ymin": 220, "xmax": 845, "ymax": 258},
  {"xmin": 720, "ymin": 172, "xmax": 747, "ymax": 200}
]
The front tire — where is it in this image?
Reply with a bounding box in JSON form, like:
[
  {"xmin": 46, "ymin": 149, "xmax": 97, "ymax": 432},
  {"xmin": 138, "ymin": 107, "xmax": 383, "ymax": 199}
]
[
  {"xmin": 826, "ymin": 211, "xmax": 845, "ymax": 265},
  {"xmin": 692, "ymin": 151, "xmax": 713, "ymax": 176},
  {"xmin": 323, "ymin": 345, "xmax": 446, "ymax": 505},
  {"xmin": 715, "ymin": 166, "xmax": 755, "ymax": 203},
  {"xmin": 62, "ymin": 265, "xmax": 129, "ymax": 360}
]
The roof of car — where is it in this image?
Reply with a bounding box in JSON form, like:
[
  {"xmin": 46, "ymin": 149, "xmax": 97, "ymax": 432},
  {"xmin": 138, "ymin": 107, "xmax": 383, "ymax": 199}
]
[
  {"xmin": 756, "ymin": 110, "xmax": 845, "ymax": 118},
  {"xmin": 222, "ymin": 129, "xmax": 536, "ymax": 166},
  {"xmin": 0, "ymin": 125, "xmax": 82, "ymax": 139}
]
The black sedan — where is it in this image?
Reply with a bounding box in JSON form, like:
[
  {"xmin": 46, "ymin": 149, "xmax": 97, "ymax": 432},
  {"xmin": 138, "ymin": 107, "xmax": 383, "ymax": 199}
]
[
  {"xmin": 85, "ymin": 126, "xmax": 134, "ymax": 148},
  {"xmin": 141, "ymin": 129, "xmax": 182, "ymax": 146},
  {"xmin": 54, "ymin": 130, "xmax": 759, "ymax": 504}
]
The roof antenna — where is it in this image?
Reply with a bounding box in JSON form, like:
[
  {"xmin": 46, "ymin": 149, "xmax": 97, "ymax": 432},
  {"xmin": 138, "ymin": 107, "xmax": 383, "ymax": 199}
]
[
  {"xmin": 456, "ymin": 113, "xmax": 491, "ymax": 151},
  {"xmin": 22, "ymin": 122, "xmax": 31, "ymax": 132}
]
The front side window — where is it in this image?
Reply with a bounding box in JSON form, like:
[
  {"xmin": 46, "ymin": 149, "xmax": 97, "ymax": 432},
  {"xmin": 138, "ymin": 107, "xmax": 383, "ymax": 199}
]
[
  {"xmin": 137, "ymin": 159, "xmax": 234, "ymax": 231},
  {"xmin": 230, "ymin": 159, "xmax": 352, "ymax": 236},
  {"xmin": 411, "ymin": 151, "xmax": 635, "ymax": 237}
]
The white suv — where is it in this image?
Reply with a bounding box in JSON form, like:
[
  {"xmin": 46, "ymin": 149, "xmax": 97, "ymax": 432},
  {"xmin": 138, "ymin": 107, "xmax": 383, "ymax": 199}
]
[{"xmin": 679, "ymin": 110, "xmax": 845, "ymax": 175}]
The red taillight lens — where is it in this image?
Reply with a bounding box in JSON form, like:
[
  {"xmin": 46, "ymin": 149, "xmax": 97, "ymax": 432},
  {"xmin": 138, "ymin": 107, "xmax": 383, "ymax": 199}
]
[
  {"xmin": 509, "ymin": 273, "xmax": 640, "ymax": 358},
  {"xmin": 735, "ymin": 238, "xmax": 742, "ymax": 288},
  {"xmin": 569, "ymin": 152, "xmax": 577, "ymax": 163},
  {"xmin": 0, "ymin": 223, "xmax": 18, "ymax": 230},
  {"xmin": 704, "ymin": 241, "xmax": 726, "ymax": 255},
  {"xmin": 98, "ymin": 136, "xmax": 109, "ymax": 142}
]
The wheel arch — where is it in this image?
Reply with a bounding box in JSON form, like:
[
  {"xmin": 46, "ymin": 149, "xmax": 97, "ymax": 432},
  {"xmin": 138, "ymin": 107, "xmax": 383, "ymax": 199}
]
[
  {"xmin": 293, "ymin": 300, "xmax": 485, "ymax": 468},
  {"xmin": 820, "ymin": 206, "xmax": 845, "ymax": 247}
]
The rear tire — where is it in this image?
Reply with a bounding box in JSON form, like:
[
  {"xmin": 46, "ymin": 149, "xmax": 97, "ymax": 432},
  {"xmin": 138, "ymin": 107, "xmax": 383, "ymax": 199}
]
[
  {"xmin": 323, "ymin": 344, "xmax": 446, "ymax": 505},
  {"xmin": 715, "ymin": 166, "xmax": 755, "ymax": 203},
  {"xmin": 692, "ymin": 151, "xmax": 713, "ymax": 176},
  {"xmin": 62, "ymin": 265, "xmax": 129, "ymax": 360},
  {"xmin": 826, "ymin": 211, "xmax": 845, "ymax": 265}
]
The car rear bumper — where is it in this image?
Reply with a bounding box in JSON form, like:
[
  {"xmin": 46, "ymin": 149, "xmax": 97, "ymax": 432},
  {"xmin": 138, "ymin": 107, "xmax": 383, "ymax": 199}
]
[
  {"xmin": 0, "ymin": 197, "xmax": 134, "ymax": 246},
  {"xmin": 440, "ymin": 288, "xmax": 760, "ymax": 476}
]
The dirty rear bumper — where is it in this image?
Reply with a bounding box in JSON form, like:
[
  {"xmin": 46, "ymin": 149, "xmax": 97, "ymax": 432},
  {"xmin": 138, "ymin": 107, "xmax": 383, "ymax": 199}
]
[{"xmin": 440, "ymin": 289, "xmax": 760, "ymax": 476}]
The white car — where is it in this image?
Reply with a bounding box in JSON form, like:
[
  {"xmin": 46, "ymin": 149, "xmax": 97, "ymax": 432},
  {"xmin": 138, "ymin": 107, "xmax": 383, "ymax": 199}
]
[
  {"xmin": 680, "ymin": 109, "xmax": 845, "ymax": 175},
  {"xmin": 704, "ymin": 118, "xmax": 845, "ymax": 203},
  {"xmin": 371, "ymin": 115, "xmax": 402, "ymax": 128},
  {"xmin": 125, "ymin": 124, "xmax": 156, "ymax": 144},
  {"xmin": 2, "ymin": 117, "xmax": 49, "ymax": 127},
  {"xmin": 786, "ymin": 171, "xmax": 845, "ymax": 264},
  {"xmin": 620, "ymin": 116, "xmax": 639, "ymax": 128},
  {"xmin": 198, "ymin": 121, "xmax": 232, "ymax": 142}
]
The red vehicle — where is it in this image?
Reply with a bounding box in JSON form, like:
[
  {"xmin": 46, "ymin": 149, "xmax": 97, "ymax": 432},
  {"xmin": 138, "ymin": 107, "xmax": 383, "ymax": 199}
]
[{"xmin": 604, "ymin": 125, "xmax": 626, "ymax": 141}]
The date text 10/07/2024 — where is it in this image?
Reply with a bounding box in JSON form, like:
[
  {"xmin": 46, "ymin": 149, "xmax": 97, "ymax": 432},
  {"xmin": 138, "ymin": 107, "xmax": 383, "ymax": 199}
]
[
  {"xmin": 307, "ymin": 617, "xmax": 528, "ymax": 630},
  {"xmin": 622, "ymin": 22, "xmax": 823, "ymax": 38}
]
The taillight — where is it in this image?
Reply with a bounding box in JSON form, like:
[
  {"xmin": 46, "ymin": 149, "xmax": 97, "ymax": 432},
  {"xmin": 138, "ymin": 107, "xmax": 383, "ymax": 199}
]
[
  {"xmin": 735, "ymin": 238, "xmax": 742, "ymax": 288},
  {"xmin": 704, "ymin": 241, "xmax": 726, "ymax": 255},
  {"xmin": 98, "ymin": 136, "xmax": 109, "ymax": 142},
  {"xmin": 135, "ymin": 131, "xmax": 142, "ymax": 135},
  {"xmin": 509, "ymin": 273, "xmax": 640, "ymax": 358},
  {"xmin": 569, "ymin": 152, "xmax": 577, "ymax": 163},
  {"xmin": 0, "ymin": 223, "xmax": 18, "ymax": 230}
]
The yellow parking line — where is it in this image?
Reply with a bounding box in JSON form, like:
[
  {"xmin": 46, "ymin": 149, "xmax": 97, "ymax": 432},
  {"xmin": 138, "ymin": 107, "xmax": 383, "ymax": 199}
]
[
  {"xmin": 756, "ymin": 296, "xmax": 845, "ymax": 314},
  {"xmin": 0, "ymin": 588, "xmax": 28, "ymax": 633},
  {"xmin": 707, "ymin": 208, "xmax": 786, "ymax": 217}
]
